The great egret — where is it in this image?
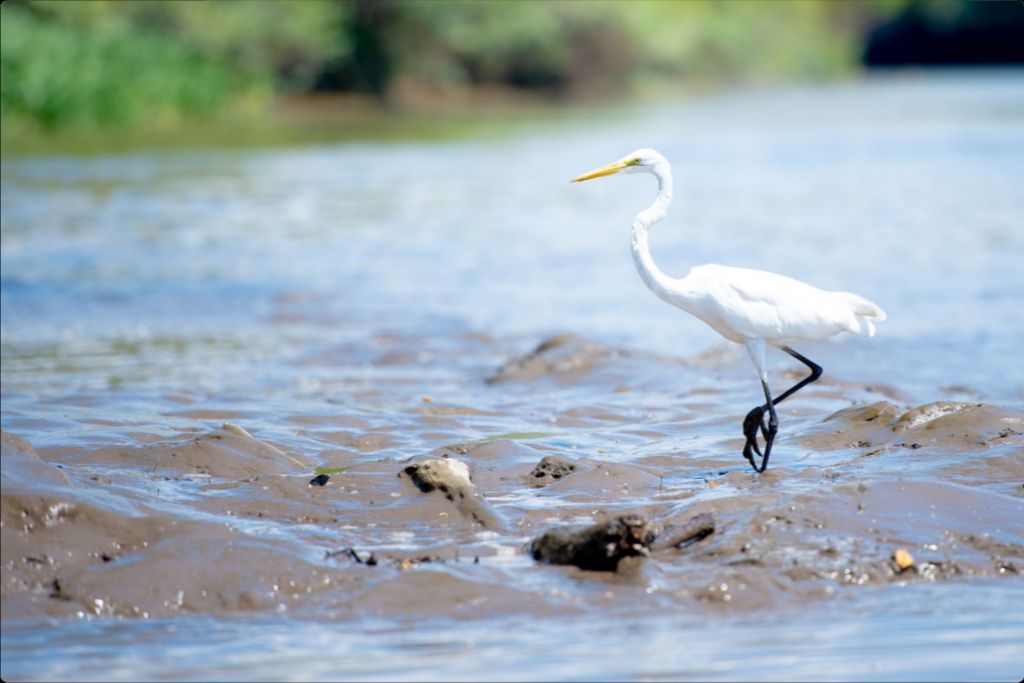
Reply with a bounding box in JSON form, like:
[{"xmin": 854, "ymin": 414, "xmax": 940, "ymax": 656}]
[{"xmin": 571, "ymin": 148, "xmax": 886, "ymax": 473}]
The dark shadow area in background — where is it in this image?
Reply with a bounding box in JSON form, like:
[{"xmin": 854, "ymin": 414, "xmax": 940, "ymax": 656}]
[{"xmin": 864, "ymin": 0, "xmax": 1024, "ymax": 66}]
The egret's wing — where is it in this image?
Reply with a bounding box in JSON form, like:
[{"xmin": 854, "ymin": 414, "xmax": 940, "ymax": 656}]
[{"xmin": 685, "ymin": 265, "xmax": 854, "ymax": 342}]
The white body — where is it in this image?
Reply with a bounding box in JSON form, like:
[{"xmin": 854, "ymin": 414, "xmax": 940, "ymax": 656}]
[
  {"xmin": 637, "ymin": 259, "xmax": 885, "ymax": 347},
  {"xmin": 617, "ymin": 148, "xmax": 886, "ymax": 381}
]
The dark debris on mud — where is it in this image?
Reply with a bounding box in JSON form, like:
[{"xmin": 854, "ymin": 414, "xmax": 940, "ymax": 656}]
[
  {"xmin": 530, "ymin": 512, "xmax": 715, "ymax": 572},
  {"xmin": 527, "ymin": 455, "xmax": 577, "ymax": 488}
]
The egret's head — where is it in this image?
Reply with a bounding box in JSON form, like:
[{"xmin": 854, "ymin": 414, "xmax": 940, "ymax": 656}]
[{"xmin": 571, "ymin": 148, "xmax": 668, "ymax": 183}]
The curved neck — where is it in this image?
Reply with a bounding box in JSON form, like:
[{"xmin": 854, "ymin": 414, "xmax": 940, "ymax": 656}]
[{"xmin": 631, "ymin": 165, "xmax": 678, "ymax": 303}]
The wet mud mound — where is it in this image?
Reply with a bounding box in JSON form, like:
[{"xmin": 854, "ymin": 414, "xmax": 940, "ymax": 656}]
[
  {"xmin": 801, "ymin": 400, "xmax": 1023, "ymax": 455},
  {"xmin": 336, "ymin": 564, "xmax": 575, "ymax": 619},
  {"xmin": 2, "ymin": 429, "xmax": 202, "ymax": 617},
  {"xmin": 486, "ymin": 333, "xmax": 696, "ymax": 391},
  {"xmin": 487, "ymin": 334, "xmax": 615, "ymax": 384},
  {"xmin": 789, "ymin": 400, "xmax": 1024, "ymax": 497},
  {"xmin": 2, "ymin": 430, "xmax": 73, "ymax": 492},
  {"xmin": 1, "ymin": 426, "xmax": 335, "ymax": 619},
  {"xmin": 50, "ymin": 532, "xmax": 354, "ymax": 619},
  {"xmin": 674, "ymin": 478, "xmax": 1023, "ymax": 609},
  {"xmin": 66, "ymin": 423, "xmax": 311, "ymax": 479}
]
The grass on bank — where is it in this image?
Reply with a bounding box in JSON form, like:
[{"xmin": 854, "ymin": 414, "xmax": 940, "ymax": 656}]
[{"xmin": 1, "ymin": 0, "xmax": 913, "ymax": 156}]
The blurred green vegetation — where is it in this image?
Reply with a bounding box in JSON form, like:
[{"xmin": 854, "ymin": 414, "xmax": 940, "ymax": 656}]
[
  {"xmin": 0, "ymin": 0, "xmax": 973, "ymax": 143},
  {"xmin": 1, "ymin": 0, "xmax": 345, "ymax": 132}
]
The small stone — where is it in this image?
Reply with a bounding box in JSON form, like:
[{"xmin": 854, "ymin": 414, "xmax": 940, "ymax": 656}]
[
  {"xmin": 527, "ymin": 455, "xmax": 576, "ymax": 488},
  {"xmin": 893, "ymin": 548, "xmax": 914, "ymax": 571},
  {"xmin": 309, "ymin": 474, "xmax": 330, "ymax": 487},
  {"xmin": 399, "ymin": 458, "xmax": 504, "ymax": 529}
]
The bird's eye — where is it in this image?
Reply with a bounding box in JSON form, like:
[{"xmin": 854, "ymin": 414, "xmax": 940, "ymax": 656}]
[{"xmin": 627, "ymin": 158, "xmax": 641, "ymax": 167}]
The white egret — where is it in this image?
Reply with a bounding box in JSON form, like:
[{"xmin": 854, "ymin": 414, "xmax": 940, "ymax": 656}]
[{"xmin": 571, "ymin": 149, "xmax": 886, "ymax": 473}]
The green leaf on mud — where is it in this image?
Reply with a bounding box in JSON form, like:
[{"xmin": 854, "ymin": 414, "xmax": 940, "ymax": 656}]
[
  {"xmin": 314, "ymin": 466, "xmax": 349, "ymax": 475},
  {"xmin": 486, "ymin": 431, "xmax": 559, "ymax": 441}
]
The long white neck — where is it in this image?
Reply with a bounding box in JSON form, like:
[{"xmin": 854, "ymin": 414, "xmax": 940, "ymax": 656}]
[{"xmin": 631, "ymin": 163, "xmax": 678, "ymax": 304}]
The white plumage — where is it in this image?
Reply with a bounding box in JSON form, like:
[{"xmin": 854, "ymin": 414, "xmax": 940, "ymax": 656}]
[
  {"xmin": 672, "ymin": 264, "xmax": 887, "ymax": 345},
  {"xmin": 572, "ymin": 148, "xmax": 886, "ymax": 472}
]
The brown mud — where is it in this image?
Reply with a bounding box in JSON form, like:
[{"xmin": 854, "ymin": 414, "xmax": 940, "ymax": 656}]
[{"xmin": 3, "ymin": 333, "xmax": 1022, "ymax": 628}]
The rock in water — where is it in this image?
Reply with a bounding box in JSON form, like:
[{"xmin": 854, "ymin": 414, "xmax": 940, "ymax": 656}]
[{"xmin": 398, "ymin": 458, "xmax": 504, "ymax": 530}]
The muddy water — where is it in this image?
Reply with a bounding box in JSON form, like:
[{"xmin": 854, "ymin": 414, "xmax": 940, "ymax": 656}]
[{"xmin": 2, "ymin": 72, "xmax": 1023, "ymax": 681}]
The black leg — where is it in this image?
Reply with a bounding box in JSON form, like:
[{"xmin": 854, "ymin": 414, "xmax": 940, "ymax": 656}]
[
  {"xmin": 741, "ymin": 347, "xmax": 822, "ymax": 473},
  {"xmin": 773, "ymin": 346, "xmax": 823, "ymax": 405}
]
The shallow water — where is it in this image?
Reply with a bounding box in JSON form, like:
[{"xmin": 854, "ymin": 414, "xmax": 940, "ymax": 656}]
[
  {"xmin": 5, "ymin": 580, "xmax": 1023, "ymax": 682},
  {"xmin": 2, "ymin": 71, "xmax": 1023, "ymax": 681}
]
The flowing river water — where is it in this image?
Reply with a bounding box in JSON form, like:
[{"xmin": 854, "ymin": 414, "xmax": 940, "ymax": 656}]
[{"xmin": 2, "ymin": 71, "xmax": 1023, "ymax": 681}]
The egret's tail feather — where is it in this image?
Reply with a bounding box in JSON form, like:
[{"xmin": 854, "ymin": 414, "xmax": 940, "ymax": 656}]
[
  {"xmin": 852, "ymin": 316, "xmax": 878, "ymax": 337},
  {"xmin": 834, "ymin": 291, "xmax": 886, "ymax": 337},
  {"xmin": 834, "ymin": 291, "xmax": 887, "ymax": 320}
]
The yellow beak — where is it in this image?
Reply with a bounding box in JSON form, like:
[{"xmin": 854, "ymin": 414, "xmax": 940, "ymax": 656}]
[{"xmin": 570, "ymin": 158, "xmax": 630, "ymax": 183}]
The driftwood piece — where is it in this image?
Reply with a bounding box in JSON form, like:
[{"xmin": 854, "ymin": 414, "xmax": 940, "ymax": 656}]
[
  {"xmin": 530, "ymin": 514, "xmax": 654, "ymax": 572},
  {"xmin": 530, "ymin": 511, "xmax": 714, "ymax": 572},
  {"xmin": 649, "ymin": 512, "xmax": 715, "ymax": 551}
]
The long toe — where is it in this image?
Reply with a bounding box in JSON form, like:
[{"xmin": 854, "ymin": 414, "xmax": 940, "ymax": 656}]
[
  {"xmin": 742, "ymin": 424, "xmax": 762, "ymax": 459},
  {"xmin": 742, "ymin": 406, "xmax": 764, "ymax": 443},
  {"xmin": 745, "ymin": 440, "xmax": 761, "ymax": 473},
  {"xmin": 758, "ymin": 430, "xmax": 777, "ymax": 472},
  {"xmin": 742, "ymin": 436, "xmax": 762, "ymax": 471}
]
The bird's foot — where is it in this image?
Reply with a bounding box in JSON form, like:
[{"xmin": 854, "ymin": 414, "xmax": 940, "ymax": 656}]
[
  {"xmin": 741, "ymin": 405, "xmax": 776, "ymax": 473},
  {"xmin": 742, "ymin": 406, "xmax": 765, "ymax": 472}
]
